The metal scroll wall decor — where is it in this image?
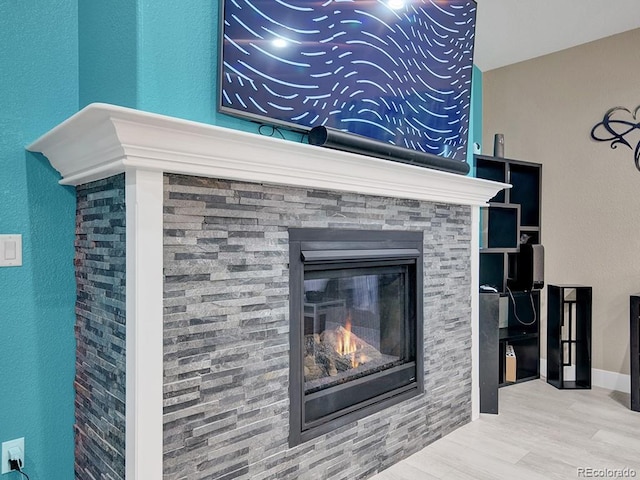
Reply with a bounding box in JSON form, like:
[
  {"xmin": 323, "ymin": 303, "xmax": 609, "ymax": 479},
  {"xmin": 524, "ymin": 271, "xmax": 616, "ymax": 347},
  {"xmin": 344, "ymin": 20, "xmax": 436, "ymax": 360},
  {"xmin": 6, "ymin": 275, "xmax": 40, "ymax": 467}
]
[{"xmin": 590, "ymin": 105, "xmax": 640, "ymax": 172}]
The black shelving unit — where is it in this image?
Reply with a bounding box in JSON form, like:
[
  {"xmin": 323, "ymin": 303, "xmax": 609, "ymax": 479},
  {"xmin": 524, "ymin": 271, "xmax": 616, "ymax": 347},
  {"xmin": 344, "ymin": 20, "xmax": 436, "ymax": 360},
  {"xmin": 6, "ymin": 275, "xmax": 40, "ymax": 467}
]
[
  {"xmin": 498, "ymin": 290, "xmax": 540, "ymax": 386},
  {"xmin": 476, "ymin": 155, "xmax": 542, "ymax": 293},
  {"xmin": 547, "ymin": 285, "xmax": 592, "ymax": 389},
  {"xmin": 631, "ymin": 294, "xmax": 640, "ymax": 411},
  {"xmin": 475, "ymin": 155, "xmax": 542, "ymax": 388}
]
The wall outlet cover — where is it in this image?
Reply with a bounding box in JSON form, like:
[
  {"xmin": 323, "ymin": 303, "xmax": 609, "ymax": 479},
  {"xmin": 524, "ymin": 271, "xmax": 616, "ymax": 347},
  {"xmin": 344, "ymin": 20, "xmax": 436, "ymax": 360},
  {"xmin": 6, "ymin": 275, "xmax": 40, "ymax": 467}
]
[
  {"xmin": 1, "ymin": 437, "xmax": 24, "ymax": 474},
  {"xmin": 0, "ymin": 234, "xmax": 22, "ymax": 267}
]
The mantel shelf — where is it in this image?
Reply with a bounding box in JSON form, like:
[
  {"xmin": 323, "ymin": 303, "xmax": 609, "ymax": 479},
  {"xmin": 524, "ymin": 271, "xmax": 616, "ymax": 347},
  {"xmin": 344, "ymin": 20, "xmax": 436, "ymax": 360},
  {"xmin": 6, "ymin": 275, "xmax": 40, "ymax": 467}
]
[{"xmin": 27, "ymin": 103, "xmax": 507, "ymax": 206}]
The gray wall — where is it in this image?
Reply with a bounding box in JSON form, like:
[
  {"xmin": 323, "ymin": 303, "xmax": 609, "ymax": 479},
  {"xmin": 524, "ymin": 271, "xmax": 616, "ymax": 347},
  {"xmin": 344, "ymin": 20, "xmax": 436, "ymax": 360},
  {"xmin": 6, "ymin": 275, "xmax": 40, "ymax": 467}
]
[
  {"xmin": 162, "ymin": 174, "xmax": 474, "ymax": 479},
  {"xmin": 74, "ymin": 175, "xmax": 127, "ymax": 479}
]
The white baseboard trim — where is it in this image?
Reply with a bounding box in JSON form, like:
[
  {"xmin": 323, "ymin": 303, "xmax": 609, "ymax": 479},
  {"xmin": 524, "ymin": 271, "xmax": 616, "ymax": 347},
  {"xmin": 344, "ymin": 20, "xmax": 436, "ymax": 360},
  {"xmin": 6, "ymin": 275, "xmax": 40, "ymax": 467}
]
[
  {"xmin": 539, "ymin": 358, "xmax": 630, "ymax": 393},
  {"xmin": 592, "ymin": 368, "xmax": 631, "ymax": 393}
]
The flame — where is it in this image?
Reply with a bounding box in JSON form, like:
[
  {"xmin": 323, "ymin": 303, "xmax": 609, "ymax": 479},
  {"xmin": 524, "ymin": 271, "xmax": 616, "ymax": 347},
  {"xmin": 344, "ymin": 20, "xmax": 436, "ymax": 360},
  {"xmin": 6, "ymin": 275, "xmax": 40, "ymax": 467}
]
[
  {"xmin": 337, "ymin": 317, "xmax": 356, "ymax": 355},
  {"xmin": 336, "ymin": 315, "xmax": 360, "ymax": 367}
]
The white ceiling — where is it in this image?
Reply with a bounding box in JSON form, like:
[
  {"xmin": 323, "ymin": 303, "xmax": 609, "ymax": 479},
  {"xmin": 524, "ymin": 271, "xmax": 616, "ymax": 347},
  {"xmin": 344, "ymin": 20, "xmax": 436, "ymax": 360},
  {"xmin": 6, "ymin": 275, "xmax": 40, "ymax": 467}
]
[{"xmin": 474, "ymin": 0, "xmax": 640, "ymax": 72}]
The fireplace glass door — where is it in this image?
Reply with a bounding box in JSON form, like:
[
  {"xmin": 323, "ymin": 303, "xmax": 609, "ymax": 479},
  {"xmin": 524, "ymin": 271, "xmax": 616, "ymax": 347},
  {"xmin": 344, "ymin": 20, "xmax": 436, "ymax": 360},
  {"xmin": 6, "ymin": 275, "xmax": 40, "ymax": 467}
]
[
  {"xmin": 289, "ymin": 228, "xmax": 424, "ymax": 445},
  {"xmin": 304, "ymin": 264, "xmax": 412, "ymax": 392}
]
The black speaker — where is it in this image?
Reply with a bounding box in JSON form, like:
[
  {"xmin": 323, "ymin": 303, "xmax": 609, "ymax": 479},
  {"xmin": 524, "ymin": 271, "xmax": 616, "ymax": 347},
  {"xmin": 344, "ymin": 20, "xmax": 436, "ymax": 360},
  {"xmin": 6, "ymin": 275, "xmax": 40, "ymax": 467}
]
[
  {"xmin": 508, "ymin": 244, "xmax": 544, "ymax": 291},
  {"xmin": 308, "ymin": 126, "xmax": 470, "ymax": 175}
]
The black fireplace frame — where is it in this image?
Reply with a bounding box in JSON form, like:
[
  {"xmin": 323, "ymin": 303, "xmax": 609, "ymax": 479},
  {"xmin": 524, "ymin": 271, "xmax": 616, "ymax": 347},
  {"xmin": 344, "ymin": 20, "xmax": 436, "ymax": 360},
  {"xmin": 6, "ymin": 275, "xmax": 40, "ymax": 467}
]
[{"xmin": 288, "ymin": 228, "xmax": 424, "ymax": 446}]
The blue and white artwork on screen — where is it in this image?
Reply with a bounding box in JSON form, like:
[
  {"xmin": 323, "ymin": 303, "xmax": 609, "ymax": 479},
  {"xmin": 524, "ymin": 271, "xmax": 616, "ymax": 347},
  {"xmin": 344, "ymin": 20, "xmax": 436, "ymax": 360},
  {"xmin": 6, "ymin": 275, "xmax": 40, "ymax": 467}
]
[{"xmin": 219, "ymin": 0, "xmax": 477, "ymax": 161}]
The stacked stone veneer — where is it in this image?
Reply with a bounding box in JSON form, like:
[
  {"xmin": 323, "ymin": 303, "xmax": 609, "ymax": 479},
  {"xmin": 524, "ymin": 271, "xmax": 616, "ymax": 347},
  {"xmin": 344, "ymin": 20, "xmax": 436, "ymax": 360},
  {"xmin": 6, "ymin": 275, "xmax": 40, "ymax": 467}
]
[
  {"xmin": 74, "ymin": 174, "xmax": 126, "ymax": 480},
  {"xmin": 163, "ymin": 174, "xmax": 473, "ymax": 480}
]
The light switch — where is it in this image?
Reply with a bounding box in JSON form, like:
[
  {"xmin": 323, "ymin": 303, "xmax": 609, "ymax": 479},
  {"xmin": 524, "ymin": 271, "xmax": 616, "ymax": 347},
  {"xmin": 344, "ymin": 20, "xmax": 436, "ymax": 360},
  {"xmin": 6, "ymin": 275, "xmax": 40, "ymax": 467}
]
[
  {"xmin": 6, "ymin": 240, "xmax": 16, "ymax": 260},
  {"xmin": 0, "ymin": 234, "xmax": 22, "ymax": 267}
]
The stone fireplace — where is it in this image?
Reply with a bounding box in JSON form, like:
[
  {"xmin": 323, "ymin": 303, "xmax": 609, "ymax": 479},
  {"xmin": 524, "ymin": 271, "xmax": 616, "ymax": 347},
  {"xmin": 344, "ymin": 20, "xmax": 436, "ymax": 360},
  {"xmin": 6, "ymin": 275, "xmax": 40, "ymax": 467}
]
[{"xmin": 28, "ymin": 104, "xmax": 506, "ymax": 479}]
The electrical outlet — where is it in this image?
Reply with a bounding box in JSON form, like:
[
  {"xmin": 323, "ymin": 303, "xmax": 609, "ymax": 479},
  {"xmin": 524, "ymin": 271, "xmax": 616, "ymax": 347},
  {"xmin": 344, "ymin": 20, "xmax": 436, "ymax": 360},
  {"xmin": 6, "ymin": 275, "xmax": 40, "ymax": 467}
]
[{"xmin": 1, "ymin": 438, "xmax": 24, "ymax": 474}]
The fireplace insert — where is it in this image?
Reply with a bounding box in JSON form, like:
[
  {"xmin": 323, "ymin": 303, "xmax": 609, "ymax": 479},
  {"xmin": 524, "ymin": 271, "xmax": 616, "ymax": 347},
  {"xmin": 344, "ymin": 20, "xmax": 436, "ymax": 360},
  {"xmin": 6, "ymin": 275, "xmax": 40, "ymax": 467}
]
[{"xmin": 289, "ymin": 229, "xmax": 424, "ymax": 446}]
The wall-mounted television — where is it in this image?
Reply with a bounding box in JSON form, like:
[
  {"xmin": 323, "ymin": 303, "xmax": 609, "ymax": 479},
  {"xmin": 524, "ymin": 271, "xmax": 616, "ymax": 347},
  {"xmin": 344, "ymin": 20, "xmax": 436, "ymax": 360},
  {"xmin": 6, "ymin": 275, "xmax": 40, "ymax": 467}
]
[{"xmin": 218, "ymin": 0, "xmax": 477, "ymax": 163}]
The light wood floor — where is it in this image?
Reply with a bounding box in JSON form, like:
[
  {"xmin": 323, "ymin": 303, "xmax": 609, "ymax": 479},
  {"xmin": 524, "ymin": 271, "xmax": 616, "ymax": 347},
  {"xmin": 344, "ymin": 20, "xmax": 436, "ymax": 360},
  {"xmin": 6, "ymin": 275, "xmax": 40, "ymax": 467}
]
[{"xmin": 371, "ymin": 379, "xmax": 640, "ymax": 480}]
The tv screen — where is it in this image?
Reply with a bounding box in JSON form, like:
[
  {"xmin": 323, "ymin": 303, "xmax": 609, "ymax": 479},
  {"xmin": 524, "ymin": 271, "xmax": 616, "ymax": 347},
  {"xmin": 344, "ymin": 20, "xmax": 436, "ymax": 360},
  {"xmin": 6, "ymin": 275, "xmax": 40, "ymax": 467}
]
[{"xmin": 218, "ymin": 0, "xmax": 477, "ymax": 162}]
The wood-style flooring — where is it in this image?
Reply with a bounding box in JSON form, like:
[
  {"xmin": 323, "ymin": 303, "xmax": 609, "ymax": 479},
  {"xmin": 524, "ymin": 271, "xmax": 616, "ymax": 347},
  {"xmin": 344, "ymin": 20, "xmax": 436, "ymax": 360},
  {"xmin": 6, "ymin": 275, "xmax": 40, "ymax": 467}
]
[{"xmin": 371, "ymin": 379, "xmax": 640, "ymax": 480}]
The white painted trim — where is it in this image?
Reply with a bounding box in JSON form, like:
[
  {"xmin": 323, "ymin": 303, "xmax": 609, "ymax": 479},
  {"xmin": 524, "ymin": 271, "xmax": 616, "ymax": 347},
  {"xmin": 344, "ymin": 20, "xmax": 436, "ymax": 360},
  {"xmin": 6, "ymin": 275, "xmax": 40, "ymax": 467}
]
[
  {"xmin": 592, "ymin": 368, "xmax": 631, "ymax": 393},
  {"xmin": 27, "ymin": 103, "xmax": 508, "ymax": 207},
  {"xmin": 125, "ymin": 169, "xmax": 164, "ymax": 480},
  {"xmin": 540, "ymin": 358, "xmax": 630, "ymax": 393},
  {"xmin": 471, "ymin": 206, "xmax": 481, "ymax": 421}
]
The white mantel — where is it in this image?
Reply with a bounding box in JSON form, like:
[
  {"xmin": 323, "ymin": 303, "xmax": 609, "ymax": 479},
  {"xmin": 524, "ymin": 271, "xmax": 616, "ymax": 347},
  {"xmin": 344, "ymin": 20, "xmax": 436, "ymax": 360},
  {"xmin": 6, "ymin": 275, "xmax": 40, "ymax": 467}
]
[
  {"xmin": 27, "ymin": 103, "xmax": 505, "ymax": 205},
  {"xmin": 27, "ymin": 103, "xmax": 508, "ymax": 480}
]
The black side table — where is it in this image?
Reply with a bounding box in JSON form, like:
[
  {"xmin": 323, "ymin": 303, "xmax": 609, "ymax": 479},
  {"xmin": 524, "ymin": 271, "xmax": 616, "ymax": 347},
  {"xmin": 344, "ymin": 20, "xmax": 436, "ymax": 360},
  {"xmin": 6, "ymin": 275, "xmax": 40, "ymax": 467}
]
[
  {"xmin": 631, "ymin": 294, "xmax": 640, "ymax": 411},
  {"xmin": 547, "ymin": 285, "xmax": 592, "ymax": 389}
]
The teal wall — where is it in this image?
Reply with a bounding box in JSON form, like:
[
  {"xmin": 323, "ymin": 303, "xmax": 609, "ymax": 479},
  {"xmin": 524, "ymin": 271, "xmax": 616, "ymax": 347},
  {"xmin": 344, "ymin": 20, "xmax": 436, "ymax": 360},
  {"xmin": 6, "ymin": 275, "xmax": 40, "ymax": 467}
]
[
  {"xmin": 2, "ymin": 2, "xmax": 483, "ymax": 479},
  {"xmin": 137, "ymin": 1, "xmax": 218, "ymax": 123},
  {"xmin": 79, "ymin": 0, "xmax": 137, "ymax": 108},
  {"xmin": 468, "ymin": 65, "xmax": 483, "ymax": 172},
  {"xmin": 79, "ymin": 0, "xmax": 252, "ymax": 131},
  {"xmin": 0, "ymin": 2, "xmax": 78, "ymax": 480}
]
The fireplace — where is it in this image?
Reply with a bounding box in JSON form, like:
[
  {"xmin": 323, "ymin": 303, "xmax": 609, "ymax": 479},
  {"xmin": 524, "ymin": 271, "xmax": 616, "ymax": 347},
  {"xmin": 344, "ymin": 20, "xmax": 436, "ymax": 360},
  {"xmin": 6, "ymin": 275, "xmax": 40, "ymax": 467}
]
[
  {"xmin": 28, "ymin": 104, "xmax": 506, "ymax": 479},
  {"xmin": 289, "ymin": 229, "xmax": 424, "ymax": 445}
]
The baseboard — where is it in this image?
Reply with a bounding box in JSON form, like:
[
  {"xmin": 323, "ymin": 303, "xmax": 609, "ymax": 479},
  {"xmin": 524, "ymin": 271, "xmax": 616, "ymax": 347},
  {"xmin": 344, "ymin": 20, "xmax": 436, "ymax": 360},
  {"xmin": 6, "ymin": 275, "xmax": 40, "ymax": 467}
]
[
  {"xmin": 539, "ymin": 358, "xmax": 631, "ymax": 393},
  {"xmin": 592, "ymin": 368, "xmax": 631, "ymax": 393}
]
